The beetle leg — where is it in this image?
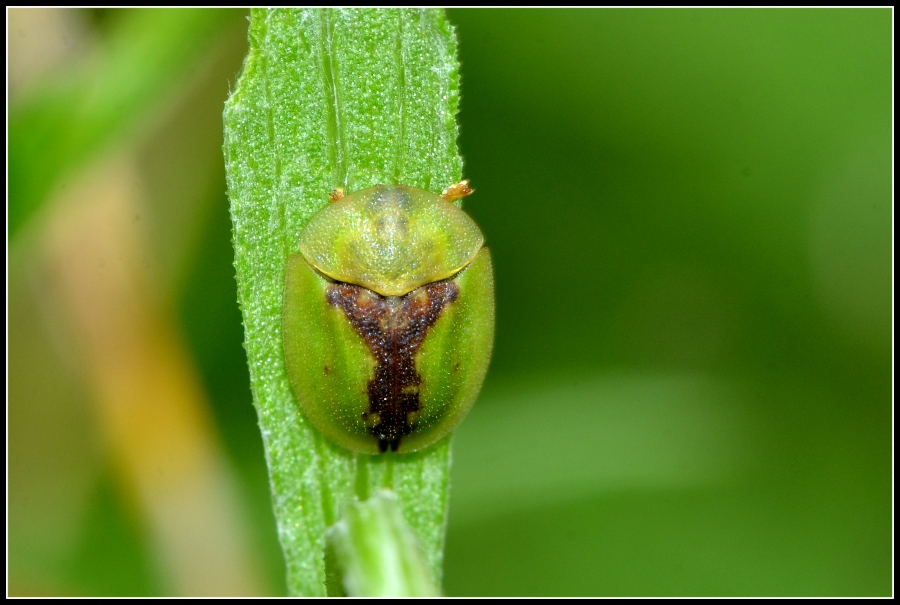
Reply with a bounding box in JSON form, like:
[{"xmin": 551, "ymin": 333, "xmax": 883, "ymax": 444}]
[{"xmin": 441, "ymin": 180, "xmax": 474, "ymax": 202}]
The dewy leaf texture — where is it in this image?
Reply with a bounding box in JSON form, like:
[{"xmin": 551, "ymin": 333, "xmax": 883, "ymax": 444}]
[{"xmin": 223, "ymin": 8, "xmax": 462, "ymax": 595}]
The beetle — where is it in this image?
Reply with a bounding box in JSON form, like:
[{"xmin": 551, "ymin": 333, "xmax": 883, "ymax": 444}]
[{"xmin": 282, "ymin": 182, "xmax": 494, "ymax": 454}]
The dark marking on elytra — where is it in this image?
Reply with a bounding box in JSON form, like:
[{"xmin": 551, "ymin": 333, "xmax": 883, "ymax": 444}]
[{"xmin": 326, "ymin": 280, "xmax": 458, "ymax": 452}]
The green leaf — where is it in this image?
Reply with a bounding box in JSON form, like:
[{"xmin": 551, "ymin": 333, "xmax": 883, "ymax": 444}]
[
  {"xmin": 326, "ymin": 491, "xmax": 440, "ymax": 597},
  {"xmin": 223, "ymin": 8, "xmax": 462, "ymax": 596}
]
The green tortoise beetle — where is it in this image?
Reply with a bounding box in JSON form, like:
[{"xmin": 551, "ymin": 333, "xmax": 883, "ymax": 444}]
[{"xmin": 282, "ymin": 182, "xmax": 494, "ymax": 454}]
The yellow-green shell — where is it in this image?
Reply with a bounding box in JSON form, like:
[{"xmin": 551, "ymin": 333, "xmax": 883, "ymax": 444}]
[
  {"xmin": 298, "ymin": 184, "xmax": 484, "ymax": 296},
  {"xmin": 283, "ymin": 184, "xmax": 494, "ymax": 454},
  {"xmin": 282, "ymin": 185, "xmax": 494, "ymax": 454},
  {"xmin": 283, "ymin": 249, "xmax": 494, "ymax": 454}
]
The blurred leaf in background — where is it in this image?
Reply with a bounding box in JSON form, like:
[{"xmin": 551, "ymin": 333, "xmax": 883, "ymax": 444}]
[
  {"xmin": 9, "ymin": 8, "xmax": 283, "ymax": 596},
  {"xmin": 443, "ymin": 8, "xmax": 891, "ymax": 596},
  {"xmin": 7, "ymin": 8, "xmax": 892, "ymax": 597}
]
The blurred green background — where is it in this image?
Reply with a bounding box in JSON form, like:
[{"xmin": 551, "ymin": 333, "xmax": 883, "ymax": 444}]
[{"xmin": 8, "ymin": 8, "xmax": 891, "ymax": 596}]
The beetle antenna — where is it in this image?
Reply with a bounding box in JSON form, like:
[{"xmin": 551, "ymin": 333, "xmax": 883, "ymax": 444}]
[{"xmin": 441, "ymin": 180, "xmax": 474, "ymax": 202}]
